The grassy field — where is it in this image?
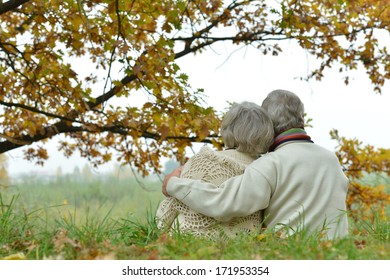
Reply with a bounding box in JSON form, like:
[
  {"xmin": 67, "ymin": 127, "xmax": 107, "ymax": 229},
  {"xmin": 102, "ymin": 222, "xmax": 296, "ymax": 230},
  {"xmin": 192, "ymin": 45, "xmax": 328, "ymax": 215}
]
[{"xmin": 0, "ymin": 172, "xmax": 389, "ymax": 260}]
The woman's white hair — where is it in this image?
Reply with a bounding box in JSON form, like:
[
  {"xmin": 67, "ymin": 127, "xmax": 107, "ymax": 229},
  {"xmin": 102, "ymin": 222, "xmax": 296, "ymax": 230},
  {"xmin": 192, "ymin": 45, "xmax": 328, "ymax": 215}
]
[
  {"xmin": 261, "ymin": 89, "xmax": 305, "ymax": 135},
  {"xmin": 221, "ymin": 101, "xmax": 274, "ymax": 156}
]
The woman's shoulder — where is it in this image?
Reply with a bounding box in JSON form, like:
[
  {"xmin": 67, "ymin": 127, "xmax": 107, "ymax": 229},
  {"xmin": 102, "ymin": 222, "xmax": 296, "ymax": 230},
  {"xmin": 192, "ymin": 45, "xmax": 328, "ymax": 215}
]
[
  {"xmin": 216, "ymin": 149, "xmax": 256, "ymax": 166},
  {"xmin": 197, "ymin": 145, "xmax": 215, "ymax": 155},
  {"xmin": 196, "ymin": 145, "xmax": 255, "ymax": 162},
  {"xmin": 187, "ymin": 145, "xmax": 222, "ymax": 165},
  {"xmin": 189, "ymin": 145, "xmax": 254, "ymax": 170}
]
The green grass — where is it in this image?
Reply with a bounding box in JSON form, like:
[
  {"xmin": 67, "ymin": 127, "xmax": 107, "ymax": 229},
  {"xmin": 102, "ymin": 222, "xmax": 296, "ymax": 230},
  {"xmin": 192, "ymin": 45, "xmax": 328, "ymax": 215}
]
[{"xmin": 0, "ymin": 174, "xmax": 389, "ymax": 260}]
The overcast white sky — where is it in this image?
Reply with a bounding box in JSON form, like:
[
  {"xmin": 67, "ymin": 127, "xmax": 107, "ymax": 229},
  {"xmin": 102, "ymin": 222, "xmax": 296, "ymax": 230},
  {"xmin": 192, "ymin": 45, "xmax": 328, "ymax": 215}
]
[{"xmin": 6, "ymin": 39, "xmax": 390, "ymax": 175}]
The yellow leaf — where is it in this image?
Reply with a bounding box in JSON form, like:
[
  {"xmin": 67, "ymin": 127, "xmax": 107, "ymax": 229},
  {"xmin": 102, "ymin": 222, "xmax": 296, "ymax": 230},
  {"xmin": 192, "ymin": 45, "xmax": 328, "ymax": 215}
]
[{"xmin": 1, "ymin": 253, "xmax": 27, "ymax": 260}]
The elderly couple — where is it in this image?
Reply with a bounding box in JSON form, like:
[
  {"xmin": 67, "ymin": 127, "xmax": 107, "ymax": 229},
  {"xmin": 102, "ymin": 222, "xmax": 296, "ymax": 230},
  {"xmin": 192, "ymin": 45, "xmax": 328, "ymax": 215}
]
[{"xmin": 156, "ymin": 89, "xmax": 349, "ymax": 240}]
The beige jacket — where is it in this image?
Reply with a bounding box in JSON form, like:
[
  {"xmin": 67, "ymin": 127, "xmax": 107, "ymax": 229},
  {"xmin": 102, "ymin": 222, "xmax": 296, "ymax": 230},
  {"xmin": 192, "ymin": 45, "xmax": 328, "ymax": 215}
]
[
  {"xmin": 167, "ymin": 141, "xmax": 349, "ymax": 239},
  {"xmin": 156, "ymin": 145, "xmax": 262, "ymax": 240}
]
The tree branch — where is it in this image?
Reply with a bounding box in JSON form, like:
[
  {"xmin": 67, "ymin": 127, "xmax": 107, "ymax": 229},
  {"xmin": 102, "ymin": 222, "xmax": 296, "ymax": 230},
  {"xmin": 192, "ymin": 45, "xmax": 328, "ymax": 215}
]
[
  {"xmin": 0, "ymin": 121, "xmax": 79, "ymax": 153},
  {"xmin": 0, "ymin": 120, "xmax": 219, "ymax": 153},
  {"xmin": 0, "ymin": 0, "xmax": 31, "ymax": 15},
  {"xmin": 87, "ymin": 73, "xmax": 137, "ymax": 109},
  {"xmin": 0, "ymin": 100, "xmax": 78, "ymax": 123}
]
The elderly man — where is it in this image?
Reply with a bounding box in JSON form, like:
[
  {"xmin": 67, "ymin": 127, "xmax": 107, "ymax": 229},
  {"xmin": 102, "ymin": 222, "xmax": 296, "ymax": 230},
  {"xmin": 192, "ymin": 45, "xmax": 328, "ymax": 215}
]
[{"xmin": 162, "ymin": 90, "xmax": 349, "ymax": 239}]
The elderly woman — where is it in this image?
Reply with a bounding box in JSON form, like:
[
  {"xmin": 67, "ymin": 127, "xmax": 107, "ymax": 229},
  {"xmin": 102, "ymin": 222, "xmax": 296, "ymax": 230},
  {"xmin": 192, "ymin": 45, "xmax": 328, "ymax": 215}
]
[{"xmin": 156, "ymin": 101, "xmax": 274, "ymax": 240}]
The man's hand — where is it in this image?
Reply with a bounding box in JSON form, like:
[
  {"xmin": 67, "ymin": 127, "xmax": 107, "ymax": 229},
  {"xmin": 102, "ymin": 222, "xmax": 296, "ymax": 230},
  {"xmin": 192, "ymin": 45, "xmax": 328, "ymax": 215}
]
[{"xmin": 162, "ymin": 166, "xmax": 183, "ymax": 196}]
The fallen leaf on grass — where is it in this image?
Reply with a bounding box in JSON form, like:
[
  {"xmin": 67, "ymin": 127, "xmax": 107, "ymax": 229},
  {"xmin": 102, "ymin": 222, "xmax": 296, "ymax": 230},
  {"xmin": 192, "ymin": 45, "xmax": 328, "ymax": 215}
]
[
  {"xmin": 53, "ymin": 229, "xmax": 80, "ymax": 252},
  {"xmin": 256, "ymin": 234, "xmax": 267, "ymax": 241},
  {"xmin": 252, "ymin": 254, "xmax": 263, "ymax": 260},
  {"xmin": 319, "ymin": 241, "xmax": 333, "ymax": 248},
  {"xmin": 1, "ymin": 252, "xmax": 27, "ymax": 260},
  {"xmin": 354, "ymin": 240, "xmax": 366, "ymax": 250},
  {"xmin": 147, "ymin": 250, "xmax": 159, "ymax": 260}
]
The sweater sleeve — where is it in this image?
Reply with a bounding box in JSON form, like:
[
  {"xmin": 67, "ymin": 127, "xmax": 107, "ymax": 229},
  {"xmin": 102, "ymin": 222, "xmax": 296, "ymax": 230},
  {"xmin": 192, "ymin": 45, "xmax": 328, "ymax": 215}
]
[{"xmin": 166, "ymin": 162, "xmax": 273, "ymax": 221}]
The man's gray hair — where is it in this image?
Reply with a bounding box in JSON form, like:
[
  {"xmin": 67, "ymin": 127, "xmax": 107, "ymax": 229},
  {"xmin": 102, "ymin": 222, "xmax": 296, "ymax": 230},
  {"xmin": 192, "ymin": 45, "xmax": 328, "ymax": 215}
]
[
  {"xmin": 261, "ymin": 89, "xmax": 305, "ymax": 135},
  {"xmin": 221, "ymin": 101, "xmax": 274, "ymax": 156}
]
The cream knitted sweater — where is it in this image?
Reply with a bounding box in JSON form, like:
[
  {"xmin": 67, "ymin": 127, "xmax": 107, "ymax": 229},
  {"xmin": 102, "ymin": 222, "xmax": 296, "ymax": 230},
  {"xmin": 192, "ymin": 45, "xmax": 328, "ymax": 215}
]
[{"xmin": 156, "ymin": 145, "xmax": 262, "ymax": 240}]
